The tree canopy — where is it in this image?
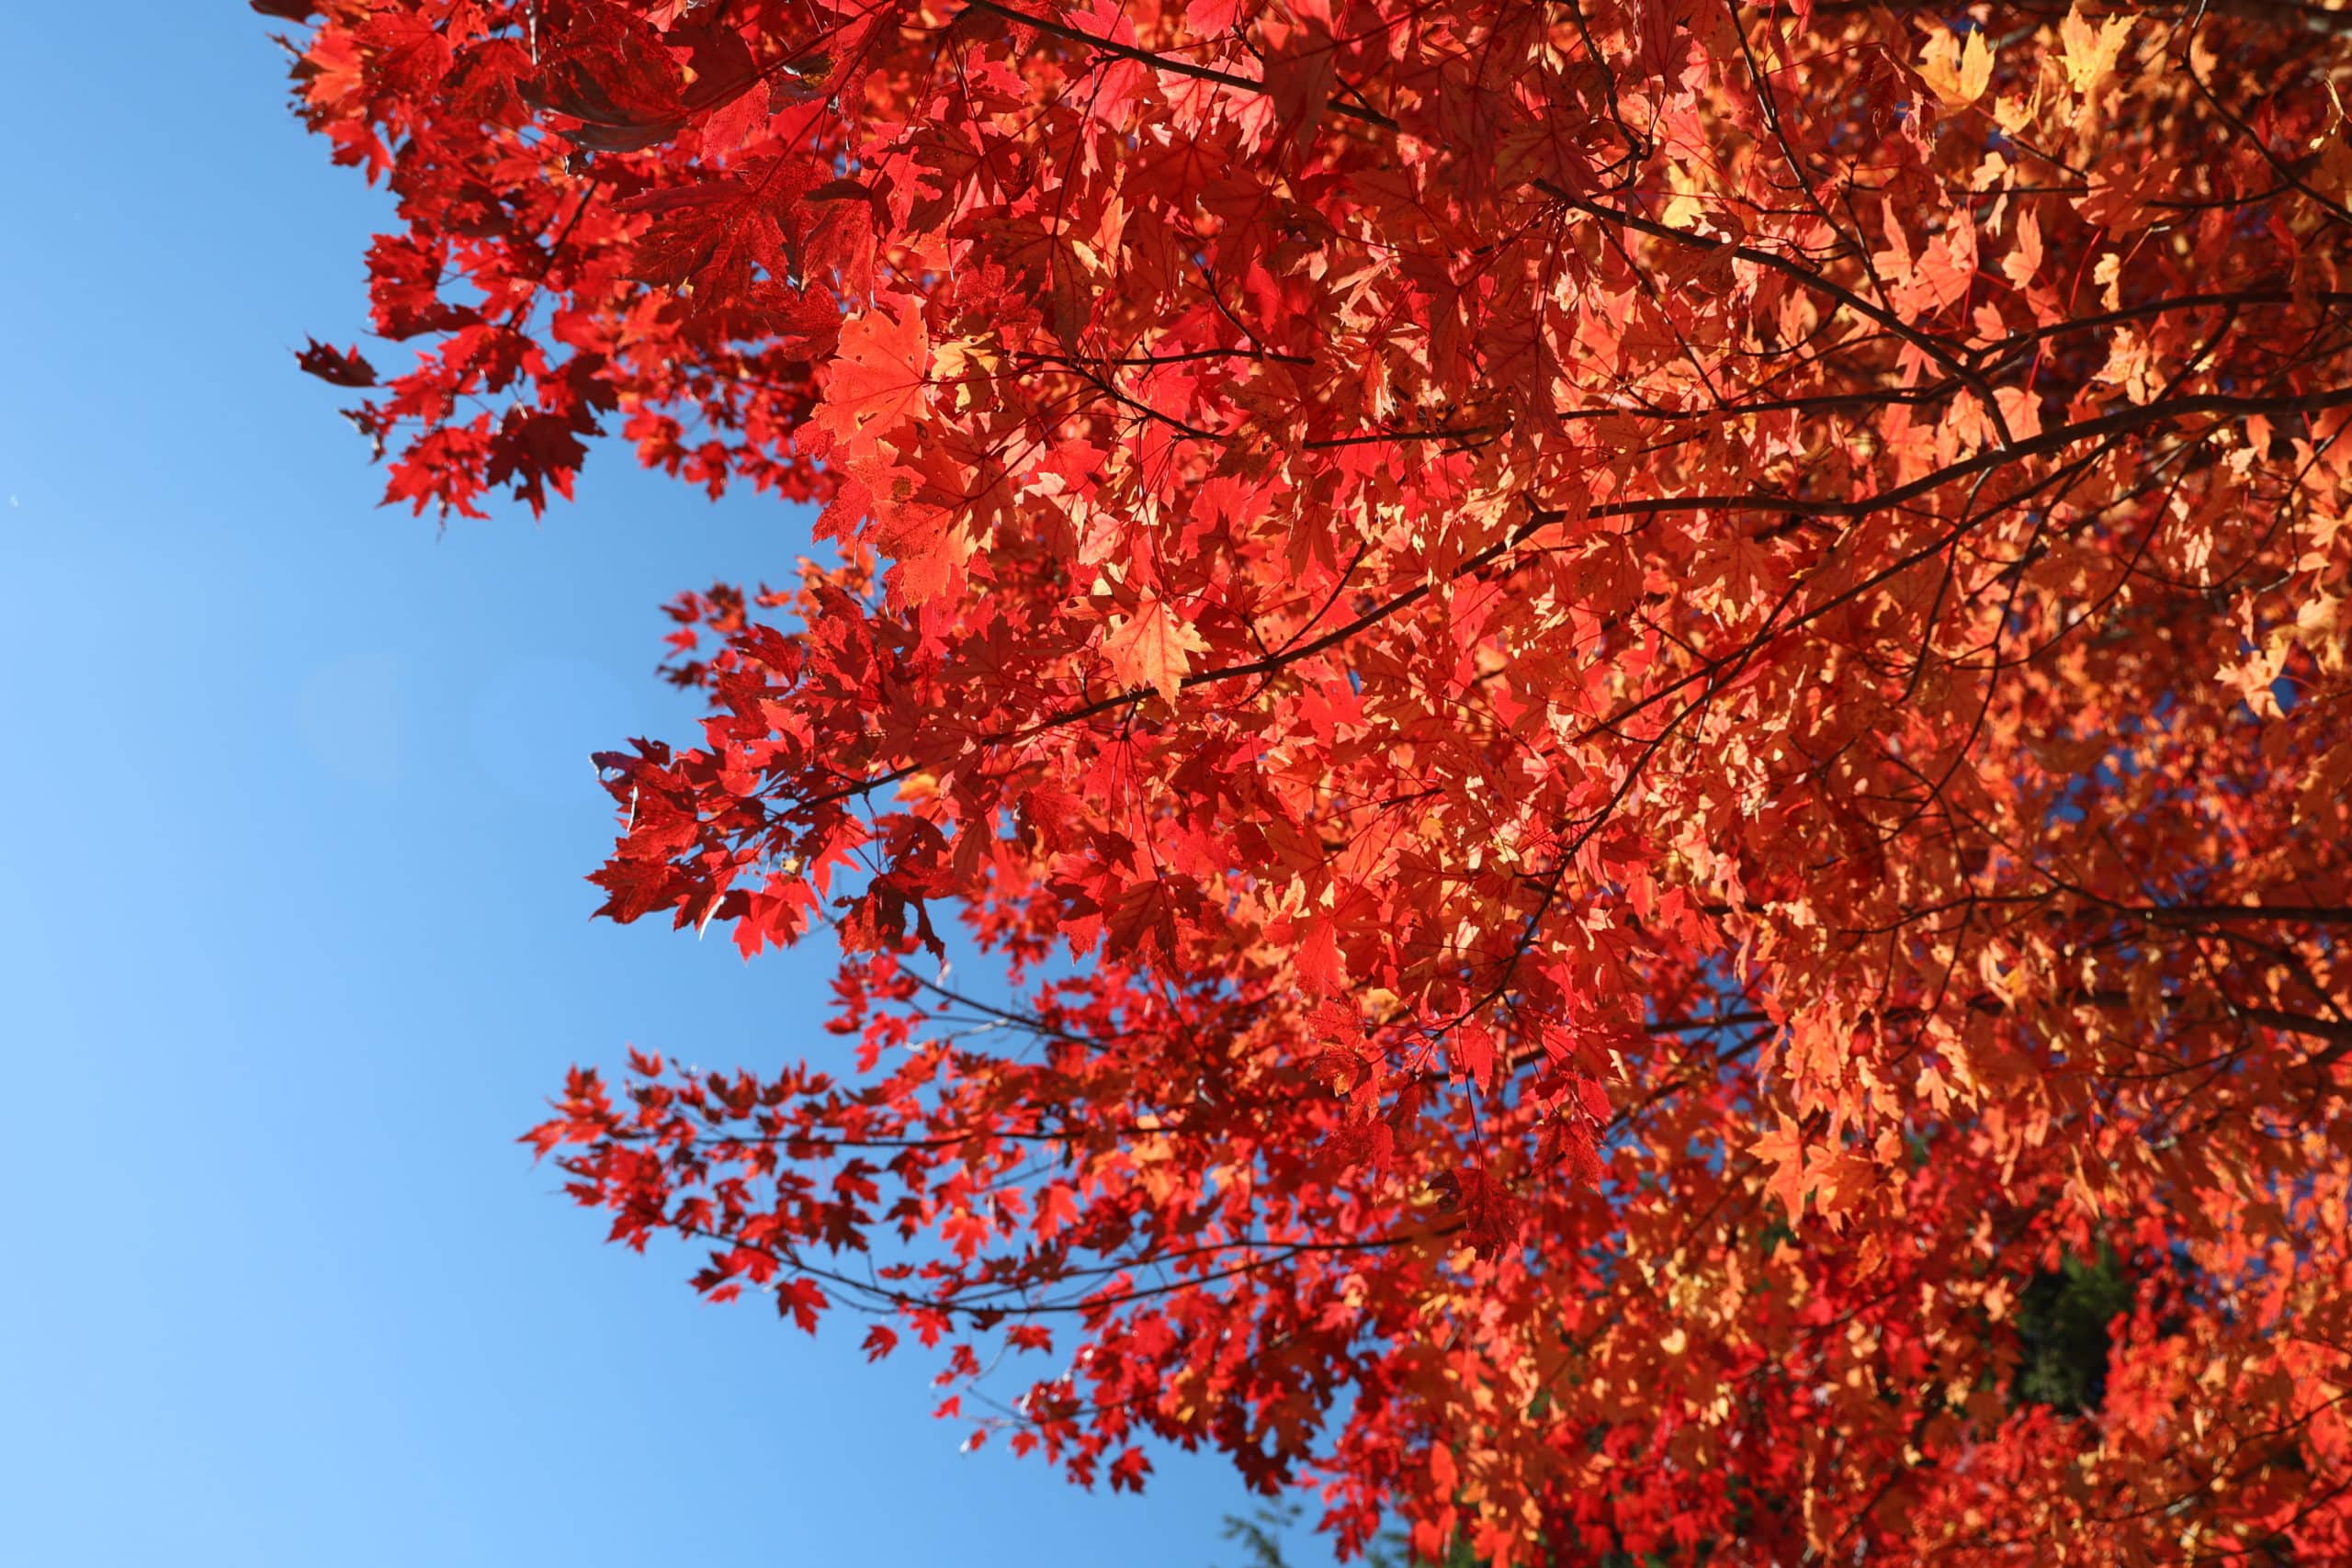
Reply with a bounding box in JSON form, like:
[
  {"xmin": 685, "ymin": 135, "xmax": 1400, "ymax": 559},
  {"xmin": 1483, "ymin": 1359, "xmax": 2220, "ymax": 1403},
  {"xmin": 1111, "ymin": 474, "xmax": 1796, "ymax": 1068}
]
[{"xmin": 265, "ymin": 0, "xmax": 2352, "ymax": 1559}]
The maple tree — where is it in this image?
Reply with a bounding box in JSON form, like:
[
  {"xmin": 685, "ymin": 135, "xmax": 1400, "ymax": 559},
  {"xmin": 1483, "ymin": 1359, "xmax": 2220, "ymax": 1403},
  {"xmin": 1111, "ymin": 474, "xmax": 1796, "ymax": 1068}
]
[{"xmin": 261, "ymin": 0, "xmax": 2352, "ymax": 1559}]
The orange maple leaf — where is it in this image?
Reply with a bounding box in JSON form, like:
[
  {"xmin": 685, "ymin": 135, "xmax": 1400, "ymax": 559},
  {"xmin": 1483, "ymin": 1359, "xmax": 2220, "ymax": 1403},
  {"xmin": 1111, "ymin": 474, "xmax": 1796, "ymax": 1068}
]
[
  {"xmin": 1102, "ymin": 592, "xmax": 1208, "ymax": 700},
  {"xmin": 812, "ymin": 299, "xmax": 929, "ymax": 456},
  {"xmin": 1751, "ymin": 1113, "xmax": 1811, "ymax": 1226}
]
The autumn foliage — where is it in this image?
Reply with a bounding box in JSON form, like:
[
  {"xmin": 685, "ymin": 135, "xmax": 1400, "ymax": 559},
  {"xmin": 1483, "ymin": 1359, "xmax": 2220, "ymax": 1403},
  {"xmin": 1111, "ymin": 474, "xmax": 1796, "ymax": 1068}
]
[{"xmin": 265, "ymin": 0, "xmax": 2352, "ymax": 1559}]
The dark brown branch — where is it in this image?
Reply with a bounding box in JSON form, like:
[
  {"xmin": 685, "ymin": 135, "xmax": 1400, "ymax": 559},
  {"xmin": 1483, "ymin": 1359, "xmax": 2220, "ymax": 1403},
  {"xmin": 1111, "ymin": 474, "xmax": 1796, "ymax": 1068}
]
[{"xmin": 960, "ymin": 0, "xmax": 1398, "ymax": 128}]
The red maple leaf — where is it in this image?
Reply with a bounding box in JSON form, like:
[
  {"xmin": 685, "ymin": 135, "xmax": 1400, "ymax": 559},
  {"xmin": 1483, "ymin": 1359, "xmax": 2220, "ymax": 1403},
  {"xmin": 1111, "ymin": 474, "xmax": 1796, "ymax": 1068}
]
[{"xmin": 267, "ymin": 1, "xmax": 2352, "ymax": 1558}]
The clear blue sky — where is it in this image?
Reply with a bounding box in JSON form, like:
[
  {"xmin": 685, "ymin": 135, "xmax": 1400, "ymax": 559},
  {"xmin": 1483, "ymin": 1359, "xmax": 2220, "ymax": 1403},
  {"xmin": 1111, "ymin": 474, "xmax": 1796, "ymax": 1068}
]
[{"xmin": 0, "ymin": 8, "xmax": 1332, "ymax": 1564}]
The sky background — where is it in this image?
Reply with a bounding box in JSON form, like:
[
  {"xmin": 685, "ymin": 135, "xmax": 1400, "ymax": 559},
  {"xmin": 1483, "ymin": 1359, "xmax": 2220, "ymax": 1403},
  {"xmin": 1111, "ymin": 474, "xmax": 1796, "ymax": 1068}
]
[{"xmin": 0, "ymin": 8, "xmax": 1336, "ymax": 1565}]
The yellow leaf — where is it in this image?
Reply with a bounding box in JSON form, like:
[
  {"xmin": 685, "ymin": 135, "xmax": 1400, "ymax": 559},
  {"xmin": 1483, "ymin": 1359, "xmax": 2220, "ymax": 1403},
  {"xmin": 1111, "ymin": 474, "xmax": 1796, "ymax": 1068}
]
[
  {"xmin": 2059, "ymin": 5, "xmax": 2132, "ymax": 96},
  {"xmin": 1991, "ymin": 89, "xmax": 2039, "ymax": 136},
  {"xmin": 2093, "ymin": 251, "xmax": 2123, "ymax": 310},
  {"xmin": 1659, "ymin": 165, "xmax": 1707, "ymax": 231},
  {"xmin": 1919, "ymin": 28, "xmax": 1995, "ymax": 108},
  {"xmin": 1102, "ymin": 592, "xmax": 1209, "ymax": 701},
  {"xmin": 928, "ymin": 335, "xmax": 999, "ymax": 411}
]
